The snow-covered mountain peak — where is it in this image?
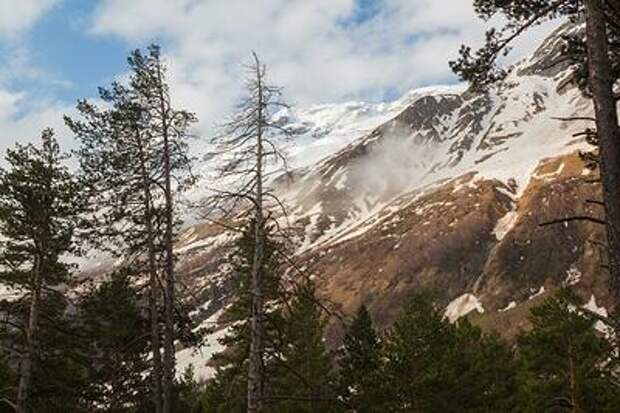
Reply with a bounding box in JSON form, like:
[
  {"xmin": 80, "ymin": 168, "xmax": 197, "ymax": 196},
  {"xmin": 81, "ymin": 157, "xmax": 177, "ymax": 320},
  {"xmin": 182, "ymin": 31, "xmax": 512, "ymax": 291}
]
[
  {"xmin": 278, "ymin": 83, "xmax": 467, "ymax": 170},
  {"xmin": 173, "ymin": 22, "xmax": 613, "ymax": 379}
]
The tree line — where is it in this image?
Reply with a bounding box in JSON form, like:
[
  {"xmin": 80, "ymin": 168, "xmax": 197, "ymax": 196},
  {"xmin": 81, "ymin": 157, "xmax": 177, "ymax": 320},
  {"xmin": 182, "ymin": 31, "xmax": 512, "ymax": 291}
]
[{"xmin": 0, "ymin": 0, "xmax": 619, "ymax": 411}]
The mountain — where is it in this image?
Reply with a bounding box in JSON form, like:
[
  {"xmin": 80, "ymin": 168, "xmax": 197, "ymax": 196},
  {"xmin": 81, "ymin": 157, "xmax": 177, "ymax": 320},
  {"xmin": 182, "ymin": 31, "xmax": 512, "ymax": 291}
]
[{"xmin": 172, "ymin": 22, "xmax": 611, "ymax": 380}]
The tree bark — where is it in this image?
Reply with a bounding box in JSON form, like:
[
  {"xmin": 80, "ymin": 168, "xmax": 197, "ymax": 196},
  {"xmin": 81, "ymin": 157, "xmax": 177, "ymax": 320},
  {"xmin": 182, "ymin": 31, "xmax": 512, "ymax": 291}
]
[
  {"xmin": 155, "ymin": 59, "xmax": 177, "ymax": 413},
  {"xmin": 137, "ymin": 132, "xmax": 164, "ymax": 413},
  {"xmin": 584, "ymin": 0, "xmax": 620, "ymax": 303},
  {"xmin": 16, "ymin": 256, "xmax": 41, "ymax": 413},
  {"xmin": 568, "ymin": 339, "xmax": 579, "ymax": 412},
  {"xmin": 247, "ymin": 52, "xmax": 265, "ymax": 413}
]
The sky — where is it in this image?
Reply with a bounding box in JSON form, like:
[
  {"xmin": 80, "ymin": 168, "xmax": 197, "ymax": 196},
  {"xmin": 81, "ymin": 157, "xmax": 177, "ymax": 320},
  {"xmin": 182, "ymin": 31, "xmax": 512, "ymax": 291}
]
[{"xmin": 0, "ymin": 0, "xmax": 559, "ymax": 156}]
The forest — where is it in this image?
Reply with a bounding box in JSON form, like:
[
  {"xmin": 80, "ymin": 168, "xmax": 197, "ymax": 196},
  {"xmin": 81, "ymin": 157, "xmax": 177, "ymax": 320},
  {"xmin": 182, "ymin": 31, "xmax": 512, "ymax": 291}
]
[{"xmin": 1, "ymin": 0, "xmax": 620, "ymax": 412}]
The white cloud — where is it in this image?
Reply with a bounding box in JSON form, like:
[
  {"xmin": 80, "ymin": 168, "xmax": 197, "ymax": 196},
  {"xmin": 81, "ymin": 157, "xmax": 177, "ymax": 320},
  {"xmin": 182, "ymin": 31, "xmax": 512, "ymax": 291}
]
[
  {"xmin": 88, "ymin": 0, "xmax": 559, "ymax": 137},
  {"xmin": 0, "ymin": 0, "xmax": 560, "ymax": 165},
  {"xmin": 0, "ymin": 0, "xmax": 58, "ymax": 39},
  {"xmin": 0, "ymin": 89, "xmax": 74, "ymax": 159},
  {"xmin": 0, "ymin": 0, "xmax": 76, "ymax": 161}
]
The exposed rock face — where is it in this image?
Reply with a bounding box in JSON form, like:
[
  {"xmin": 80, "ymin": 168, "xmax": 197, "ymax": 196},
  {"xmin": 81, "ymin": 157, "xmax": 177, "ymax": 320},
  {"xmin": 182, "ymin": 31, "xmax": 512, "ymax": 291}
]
[{"xmin": 172, "ymin": 24, "xmax": 613, "ymax": 376}]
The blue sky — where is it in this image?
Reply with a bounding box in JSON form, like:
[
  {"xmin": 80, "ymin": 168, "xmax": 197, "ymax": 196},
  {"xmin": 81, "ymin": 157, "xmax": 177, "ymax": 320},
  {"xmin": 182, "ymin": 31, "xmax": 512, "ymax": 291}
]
[
  {"xmin": 2, "ymin": 1, "xmax": 135, "ymax": 104},
  {"xmin": 21, "ymin": 0, "xmax": 126, "ymax": 101},
  {"xmin": 0, "ymin": 0, "xmax": 556, "ymax": 154}
]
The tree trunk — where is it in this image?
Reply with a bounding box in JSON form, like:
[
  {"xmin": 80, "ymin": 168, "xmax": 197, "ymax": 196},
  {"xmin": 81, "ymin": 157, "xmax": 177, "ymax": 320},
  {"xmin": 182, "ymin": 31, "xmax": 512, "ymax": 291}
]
[
  {"xmin": 137, "ymin": 133, "xmax": 164, "ymax": 413},
  {"xmin": 584, "ymin": 0, "xmax": 620, "ymax": 303},
  {"xmin": 568, "ymin": 339, "xmax": 580, "ymax": 412},
  {"xmin": 156, "ymin": 61, "xmax": 177, "ymax": 413},
  {"xmin": 16, "ymin": 256, "xmax": 41, "ymax": 413},
  {"xmin": 247, "ymin": 52, "xmax": 265, "ymax": 413}
]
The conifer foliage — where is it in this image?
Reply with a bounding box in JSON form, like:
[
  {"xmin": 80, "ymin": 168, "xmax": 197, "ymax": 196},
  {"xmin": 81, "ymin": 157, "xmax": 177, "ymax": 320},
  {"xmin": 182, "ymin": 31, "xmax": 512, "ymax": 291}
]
[
  {"xmin": 268, "ymin": 280, "xmax": 338, "ymax": 412},
  {"xmin": 78, "ymin": 270, "xmax": 151, "ymax": 412},
  {"xmin": 203, "ymin": 221, "xmax": 286, "ymax": 413},
  {"xmin": 380, "ymin": 295, "xmax": 517, "ymax": 412},
  {"xmin": 0, "ymin": 129, "xmax": 86, "ymax": 412},
  {"xmin": 517, "ymin": 290, "xmax": 620, "ymax": 412},
  {"xmin": 66, "ymin": 45, "xmax": 196, "ymax": 413},
  {"xmin": 337, "ymin": 305, "xmax": 384, "ymax": 412}
]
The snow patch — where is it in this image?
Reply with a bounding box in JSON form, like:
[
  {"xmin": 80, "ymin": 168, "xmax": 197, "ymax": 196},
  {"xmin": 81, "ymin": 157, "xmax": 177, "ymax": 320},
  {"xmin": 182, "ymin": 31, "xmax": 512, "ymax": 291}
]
[
  {"xmin": 493, "ymin": 210, "xmax": 519, "ymax": 241},
  {"xmin": 582, "ymin": 294, "xmax": 609, "ymax": 334},
  {"xmin": 176, "ymin": 308, "xmax": 229, "ymax": 381},
  {"xmin": 528, "ymin": 286, "xmax": 546, "ymax": 300},
  {"xmin": 563, "ymin": 266, "xmax": 581, "ymax": 286},
  {"xmin": 176, "ymin": 231, "xmax": 236, "ymax": 255},
  {"xmin": 444, "ymin": 293, "xmax": 484, "ymax": 322},
  {"xmin": 499, "ymin": 301, "xmax": 517, "ymax": 312},
  {"xmin": 0, "ymin": 284, "xmax": 22, "ymax": 302}
]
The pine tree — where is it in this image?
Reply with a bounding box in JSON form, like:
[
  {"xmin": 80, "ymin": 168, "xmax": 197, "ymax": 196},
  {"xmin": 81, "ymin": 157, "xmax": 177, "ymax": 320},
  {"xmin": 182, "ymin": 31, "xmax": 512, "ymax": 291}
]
[
  {"xmin": 337, "ymin": 304, "xmax": 384, "ymax": 412},
  {"xmin": 78, "ymin": 270, "xmax": 151, "ymax": 412},
  {"xmin": 450, "ymin": 0, "xmax": 620, "ymax": 299},
  {"xmin": 66, "ymin": 44, "xmax": 196, "ymax": 413},
  {"xmin": 66, "ymin": 63, "xmax": 167, "ymax": 413},
  {"xmin": 516, "ymin": 289, "xmax": 620, "ymax": 412},
  {"xmin": 173, "ymin": 365, "xmax": 205, "ymax": 413},
  {"xmin": 25, "ymin": 296, "xmax": 90, "ymax": 412},
  {"xmin": 382, "ymin": 294, "xmax": 517, "ymax": 412},
  {"xmin": 382, "ymin": 295, "xmax": 454, "ymax": 412},
  {"xmin": 127, "ymin": 46, "xmax": 197, "ymax": 413},
  {"xmin": 0, "ymin": 129, "xmax": 86, "ymax": 412},
  {"xmin": 452, "ymin": 319, "xmax": 518, "ymax": 412},
  {"xmin": 202, "ymin": 221, "xmax": 286, "ymax": 412},
  {"xmin": 268, "ymin": 279, "xmax": 340, "ymax": 413}
]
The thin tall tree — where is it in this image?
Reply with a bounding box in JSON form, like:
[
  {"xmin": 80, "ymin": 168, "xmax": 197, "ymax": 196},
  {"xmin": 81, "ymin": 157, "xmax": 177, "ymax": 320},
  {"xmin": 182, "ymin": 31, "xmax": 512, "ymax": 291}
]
[
  {"xmin": 129, "ymin": 45, "xmax": 197, "ymax": 413},
  {"xmin": 211, "ymin": 51, "xmax": 293, "ymax": 413},
  {"xmin": 66, "ymin": 45, "xmax": 196, "ymax": 413},
  {"xmin": 67, "ymin": 78, "xmax": 167, "ymax": 413},
  {"xmin": 583, "ymin": 0, "xmax": 620, "ymax": 295}
]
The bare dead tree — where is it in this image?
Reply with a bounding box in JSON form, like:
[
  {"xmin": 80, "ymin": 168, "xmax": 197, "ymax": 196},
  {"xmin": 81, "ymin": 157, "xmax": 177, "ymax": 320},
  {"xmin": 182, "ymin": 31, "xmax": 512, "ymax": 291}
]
[{"xmin": 209, "ymin": 51, "xmax": 293, "ymax": 413}]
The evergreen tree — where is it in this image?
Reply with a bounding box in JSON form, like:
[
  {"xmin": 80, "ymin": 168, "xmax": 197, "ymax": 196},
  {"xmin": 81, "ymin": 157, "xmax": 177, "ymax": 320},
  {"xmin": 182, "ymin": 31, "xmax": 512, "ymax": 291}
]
[
  {"xmin": 382, "ymin": 294, "xmax": 516, "ymax": 412},
  {"xmin": 337, "ymin": 304, "xmax": 384, "ymax": 412},
  {"xmin": 66, "ymin": 58, "xmax": 167, "ymax": 413},
  {"xmin": 78, "ymin": 270, "xmax": 151, "ymax": 412},
  {"xmin": 452, "ymin": 319, "xmax": 518, "ymax": 412},
  {"xmin": 516, "ymin": 289, "xmax": 620, "ymax": 412},
  {"xmin": 26, "ymin": 298, "xmax": 90, "ymax": 412},
  {"xmin": 66, "ymin": 44, "xmax": 196, "ymax": 413},
  {"xmin": 173, "ymin": 365, "xmax": 205, "ymax": 413},
  {"xmin": 0, "ymin": 129, "xmax": 86, "ymax": 412},
  {"xmin": 127, "ymin": 46, "xmax": 197, "ymax": 413},
  {"xmin": 268, "ymin": 280, "xmax": 340, "ymax": 413},
  {"xmin": 202, "ymin": 221, "xmax": 286, "ymax": 412}
]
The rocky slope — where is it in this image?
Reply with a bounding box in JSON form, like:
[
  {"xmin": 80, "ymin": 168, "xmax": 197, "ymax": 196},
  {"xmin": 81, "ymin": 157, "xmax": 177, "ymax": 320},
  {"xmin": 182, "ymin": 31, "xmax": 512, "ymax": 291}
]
[{"xmin": 174, "ymin": 23, "xmax": 614, "ymax": 379}]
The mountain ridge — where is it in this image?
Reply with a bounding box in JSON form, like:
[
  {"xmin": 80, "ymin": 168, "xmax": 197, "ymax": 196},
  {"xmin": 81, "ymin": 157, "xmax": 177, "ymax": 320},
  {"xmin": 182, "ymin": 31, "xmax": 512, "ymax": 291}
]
[{"xmin": 153, "ymin": 22, "xmax": 611, "ymax": 380}]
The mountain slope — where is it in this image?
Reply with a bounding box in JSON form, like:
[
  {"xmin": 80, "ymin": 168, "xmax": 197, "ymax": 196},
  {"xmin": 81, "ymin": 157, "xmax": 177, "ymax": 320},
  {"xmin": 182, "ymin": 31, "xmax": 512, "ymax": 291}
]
[{"xmin": 174, "ymin": 22, "xmax": 612, "ymax": 379}]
